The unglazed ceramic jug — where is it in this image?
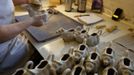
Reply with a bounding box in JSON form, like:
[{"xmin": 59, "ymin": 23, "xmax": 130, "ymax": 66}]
[
  {"xmin": 86, "ymin": 30, "xmax": 102, "ymax": 47},
  {"xmin": 56, "ymin": 48, "xmax": 75, "ymax": 74},
  {"xmin": 102, "ymin": 66, "xmax": 118, "ymax": 75},
  {"xmin": 29, "ymin": 55, "xmax": 57, "ymax": 75},
  {"xmin": 29, "ymin": 60, "xmax": 51, "ymax": 75},
  {"xmin": 101, "ymin": 47, "xmax": 115, "ymax": 67},
  {"xmin": 71, "ymin": 58, "xmax": 86, "ymax": 75},
  {"xmin": 31, "ymin": 60, "xmax": 56, "ymax": 75},
  {"xmin": 73, "ymin": 44, "xmax": 88, "ymax": 63},
  {"xmin": 56, "ymin": 28, "xmax": 75, "ymax": 42},
  {"xmin": 84, "ymin": 50, "xmax": 100, "ymax": 74},
  {"xmin": 75, "ymin": 29, "xmax": 88, "ymax": 43},
  {"xmin": 117, "ymin": 57, "xmax": 134, "ymax": 75},
  {"xmin": 12, "ymin": 68, "xmax": 32, "ymax": 75},
  {"xmin": 21, "ymin": 4, "xmax": 41, "ymax": 17},
  {"xmin": 12, "ymin": 61, "xmax": 34, "ymax": 75}
]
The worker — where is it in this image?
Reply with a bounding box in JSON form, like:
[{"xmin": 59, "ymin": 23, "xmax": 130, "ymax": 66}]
[{"xmin": 0, "ymin": 0, "xmax": 43, "ymax": 74}]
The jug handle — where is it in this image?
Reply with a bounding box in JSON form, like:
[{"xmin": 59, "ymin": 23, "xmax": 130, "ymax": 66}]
[
  {"xmin": 79, "ymin": 58, "xmax": 85, "ymax": 66},
  {"xmin": 56, "ymin": 27, "xmax": 65, "ymax": 34},
  {"xmin": 124, "ymin": 49, "xmax": 129, "ymax": 57},
  {"xmin": 24, "ymin": 61, "xmax": 34, "ymax": 69},
  {"xmin": 97, "ymin": 30, "xmax": 102, "ymax": 36},
  {"xmin": 68, "ymin": 47, "xmax": 75, "ymax": 55},
  {"xmin": 94, "ymin": 47, "xmax": 98, "ymax": 52},
  {"xmin": 75, "ymin": 26, "xmax": 82, "ymax": 31},
  {"xmin": 83, "ymin": 38, "xmax": 87, "ymax": 45},
  {"xmin": 85, "ymin": 25, "xmax": 90, "ymax": 33},
  {"xmin": 13, "ymin": 68, "xmax": 25, "ymax": 75},
  {"xmin": 62, "ymin": 68, "xmax": 71, "ymax": 75},
  {"xmin": 47, "ymin": 54, "xmax": 55, "ymax": 61}
]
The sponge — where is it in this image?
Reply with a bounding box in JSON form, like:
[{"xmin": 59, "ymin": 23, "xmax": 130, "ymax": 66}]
[{"xmin": 105, "ymin": 25, "xmax": 117, "ymax": 33}]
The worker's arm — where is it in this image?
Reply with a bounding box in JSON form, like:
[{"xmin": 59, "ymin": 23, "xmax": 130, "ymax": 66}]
[{"xmin": 0, "ymin": 17, "xmax": 42, "ymax": 43}]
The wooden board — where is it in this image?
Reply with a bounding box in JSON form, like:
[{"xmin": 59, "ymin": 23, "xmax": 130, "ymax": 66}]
[{"xmin": 16, "ymin": 13, "xmax": 82, "ymax": 42}]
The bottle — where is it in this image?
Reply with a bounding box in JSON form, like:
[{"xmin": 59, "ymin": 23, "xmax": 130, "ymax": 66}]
[
  {"xmin": 64, "ymin": 0, "xmax": 73, "ymax": 12},
  {"xmin": 91, "ymin": 0, "xmax": 103, "ymax": 13},
  {"xmin": 77, "ymin": 0, "xmax": 87, "ymax": 13}
]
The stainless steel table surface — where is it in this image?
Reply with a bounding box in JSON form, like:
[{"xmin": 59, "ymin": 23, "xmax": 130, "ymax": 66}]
[{"xmin": 15, "ymin": 4, "xmax": 134, "ymax": 62}]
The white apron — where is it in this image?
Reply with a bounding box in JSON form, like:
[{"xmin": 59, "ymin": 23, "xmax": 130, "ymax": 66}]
[{"xmin": 0, "ymin": 0, "xmax": 28, "ymax": 72}]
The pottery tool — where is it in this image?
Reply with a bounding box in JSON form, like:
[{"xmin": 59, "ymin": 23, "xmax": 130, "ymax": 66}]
[
  {"xmin": 74, "ymin": 14, "xmax": 90, "ymax": 18},
  {"xmin": 95, "ymin": 25, "xmax": 106, "ymax": 29}
]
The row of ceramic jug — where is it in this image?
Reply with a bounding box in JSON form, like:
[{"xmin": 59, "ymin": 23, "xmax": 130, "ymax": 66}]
[
  {"xmin": 13, "ymin": 43, "xmax": 134, "ymax": 75},
  {"xmin": 56, "ymin": 26, "xmax": 101, "ymax": 47}
]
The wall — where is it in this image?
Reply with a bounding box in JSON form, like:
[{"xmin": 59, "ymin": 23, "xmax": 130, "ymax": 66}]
[
  {"xmin": 30, "ymin": 0, "xmax": 134, "ymax": 25},
  {"xmin": 87, "ymin": 0, "xmax": 134, "ymax": 25}
]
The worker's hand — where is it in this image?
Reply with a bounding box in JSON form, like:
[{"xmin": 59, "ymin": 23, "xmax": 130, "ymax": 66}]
[{"xmin": 31, "ymin": 15, "xmax": 44, "ymax": 27}]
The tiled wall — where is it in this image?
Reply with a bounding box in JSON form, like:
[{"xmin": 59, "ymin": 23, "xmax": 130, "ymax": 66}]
[{"xmin": 87, "ymin": 0, "xmax": 134, "ymax": 25}]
